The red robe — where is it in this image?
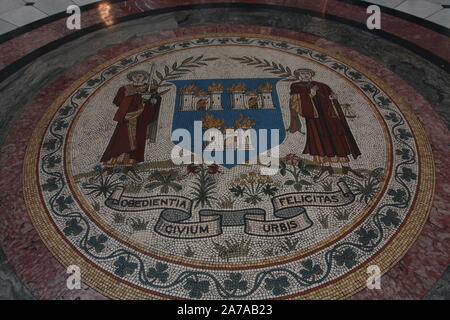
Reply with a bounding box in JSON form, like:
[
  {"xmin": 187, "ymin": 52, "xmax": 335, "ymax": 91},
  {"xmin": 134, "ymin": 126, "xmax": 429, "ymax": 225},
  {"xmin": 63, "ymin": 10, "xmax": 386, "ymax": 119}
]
[
  {"xmin": 288, "ymin": 81, "xmax": 361, "ymax": 160},
  {"xmin": 100, "ymin": 84, "xmax": 161, "ymax": 164}
]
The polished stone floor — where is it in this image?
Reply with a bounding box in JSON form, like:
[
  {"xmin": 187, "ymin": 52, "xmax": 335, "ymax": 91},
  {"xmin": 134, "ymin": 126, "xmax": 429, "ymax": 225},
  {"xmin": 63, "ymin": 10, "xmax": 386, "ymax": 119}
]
[
  {"xmin": 0, "ymin": 0, "xmax": 448, "ymax": 300},
  {"xmin": 1, "ymin": 0, "xmax": 449, "ymax": 34}
]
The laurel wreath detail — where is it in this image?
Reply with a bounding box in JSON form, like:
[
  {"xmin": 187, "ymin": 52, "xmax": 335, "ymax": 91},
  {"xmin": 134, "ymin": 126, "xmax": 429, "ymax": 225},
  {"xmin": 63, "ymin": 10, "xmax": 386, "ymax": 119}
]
[
  {"xmin": 231, "ymin": 56, "xmax": 299, "ymax": 81},
  {"xmin": 153, "ymin": 55, "xmax": 219, "ymax": 88}
]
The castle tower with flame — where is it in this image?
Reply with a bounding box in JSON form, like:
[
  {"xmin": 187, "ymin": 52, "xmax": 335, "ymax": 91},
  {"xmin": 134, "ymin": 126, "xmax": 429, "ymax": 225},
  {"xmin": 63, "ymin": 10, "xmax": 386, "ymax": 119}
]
[
  {"xmin": 179, "ymin": 83, "xmax": 224, "ymax": 110},
  {"xmin": 258, "ymin": 82, "xmax": 275, "ymax": 109},
  {"xmin": 179, "ymin": 81, "xmax": 276, "ymax": 110},
  {"xmin": 194, "ymin": 90, "xmax": 209, "ymax": 110},
  {"xmin": 227, "ymin": 82, "xmax": 275, "ymax": 110},
  {"xmin": 202, "ymin": 114, "xmax": 256, "ymax": 151},
  {"xmin": 244, "ymin": 90, "xmax": 261, "ymax": 109},
  {"xmin": 179, "ymin": 84, "xmax": 198, "ymax": 111},
  {"xmin": 228, "ymin": 83, "xmax": 246, "ymax": 109},
  {"xmin": 207, "ymin": 83, "xmax": 223, "ymax": 110}
]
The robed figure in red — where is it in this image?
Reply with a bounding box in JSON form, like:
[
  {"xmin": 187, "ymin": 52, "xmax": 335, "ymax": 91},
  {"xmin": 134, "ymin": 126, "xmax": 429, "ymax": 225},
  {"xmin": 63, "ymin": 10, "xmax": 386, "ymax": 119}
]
[
  {"xmin": 101, "ymin": 70, "xmax": 161, "ymax": 175},
  {"xmin": 288, "ymin": 68, "xmax": 363, "ymax": 181}
]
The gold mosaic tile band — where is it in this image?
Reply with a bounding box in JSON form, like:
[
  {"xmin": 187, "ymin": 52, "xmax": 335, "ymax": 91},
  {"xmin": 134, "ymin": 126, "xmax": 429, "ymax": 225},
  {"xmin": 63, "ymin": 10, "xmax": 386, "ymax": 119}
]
[
  {"xmin": 23, "ymin": 33, "xmax": 435, "ymax": 300},
  {"xmin": 63, "ymin": 43, "xmax": 393, "ymax": 270}
]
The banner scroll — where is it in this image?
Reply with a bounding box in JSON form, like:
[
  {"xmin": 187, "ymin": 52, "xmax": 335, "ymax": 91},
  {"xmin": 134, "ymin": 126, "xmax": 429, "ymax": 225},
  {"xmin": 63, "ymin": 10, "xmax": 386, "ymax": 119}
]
[{"xmin": 105, "ymin": 181, "xmax": 354, "ymax": 239}]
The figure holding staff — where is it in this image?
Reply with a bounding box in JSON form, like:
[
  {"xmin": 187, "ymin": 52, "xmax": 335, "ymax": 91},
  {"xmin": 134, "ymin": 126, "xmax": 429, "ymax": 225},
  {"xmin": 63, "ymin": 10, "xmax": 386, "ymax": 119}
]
[
  {"xmin": 288, "ymin": 68, "xmax": 363, "ymax": 181},
  {"xmin": 100, "ymin": 64, "xmax": 161, "ymax": 176}
]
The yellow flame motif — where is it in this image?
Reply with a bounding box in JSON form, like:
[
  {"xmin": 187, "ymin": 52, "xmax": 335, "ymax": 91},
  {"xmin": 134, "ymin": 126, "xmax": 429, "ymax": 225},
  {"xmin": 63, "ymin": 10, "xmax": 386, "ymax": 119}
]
[
  {"xmin": 180, "ymin": 84, "xmax": 198, "ymax": 94},
  {"xmin": 227, "ymin": 83, "xmax": 246, "ymax": 92},
  {"xmin": 207, "ymin": 82, "xmax": 223, "ymax": 92},
  {"xmin": 258, "ymin": 82, "xmax": 272, "ymax": 92},
  {"xmin": 202, "ymin": 113, "xmax": 225, "ymax": 129},
  {"xmin": 194, "ymin": 90, "xmax": 208, "ymax": 97},
  {"xmin": 235, "ymin": 113, "xmax": 255, "ymax": 128}
]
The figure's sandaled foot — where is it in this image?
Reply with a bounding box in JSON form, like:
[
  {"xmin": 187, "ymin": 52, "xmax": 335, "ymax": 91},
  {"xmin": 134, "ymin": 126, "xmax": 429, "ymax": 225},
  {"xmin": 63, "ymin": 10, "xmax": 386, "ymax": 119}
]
[
  {"xmin": 123, "ymin": 166, "xmax": 141, "ymax": 181},
  {"xmin": 105, "ymin": 167, "xmax": 114, "ymax": 175},
  {"xmin": 314, "ymin": 166, "xmax": 333, "ymax": 182},
  {"xmin": 342, "ymin": 166, "xmax": 364, "ymax": 179},
  {"xmin": 349, "ymin": 168, "xmax": 364, "ymax": 179},
  {"xmin": 122, "ymin": 167, "xmax": 131, "ymax": 175},
  {"xmin": 128, "ymin": 167, "xmax": 139, "ymax": 177}
]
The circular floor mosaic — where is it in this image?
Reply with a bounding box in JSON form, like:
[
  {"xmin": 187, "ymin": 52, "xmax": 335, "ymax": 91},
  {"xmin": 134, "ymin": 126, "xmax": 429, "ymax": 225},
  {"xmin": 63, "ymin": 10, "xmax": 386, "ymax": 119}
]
[{"xmin": 23, "ymin": 34, "xmax": 434, "ymax": 299}]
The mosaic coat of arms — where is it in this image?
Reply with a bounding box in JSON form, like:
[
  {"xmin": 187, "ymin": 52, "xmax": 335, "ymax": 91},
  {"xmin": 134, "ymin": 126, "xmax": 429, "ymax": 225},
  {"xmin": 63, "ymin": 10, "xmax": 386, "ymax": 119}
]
[{"xmin": 24, "ymin": 34, "xmax": 434, "ymax": 299}]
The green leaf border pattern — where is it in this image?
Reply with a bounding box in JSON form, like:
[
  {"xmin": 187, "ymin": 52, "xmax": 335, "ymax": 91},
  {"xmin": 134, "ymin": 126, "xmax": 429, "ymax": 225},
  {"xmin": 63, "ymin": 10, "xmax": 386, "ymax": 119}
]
[{"xmin": 37, "ymin": 37, "xmax": 418, "ymax": 299}]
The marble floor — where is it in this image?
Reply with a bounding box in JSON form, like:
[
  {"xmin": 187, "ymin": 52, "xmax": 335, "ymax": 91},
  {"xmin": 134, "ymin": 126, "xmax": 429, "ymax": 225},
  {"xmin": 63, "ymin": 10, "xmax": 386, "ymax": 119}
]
[
  {"xmin": 1, "ymin": 0, "xmax": 449, "ymax": 35},
  {"xmin": 0, "ymin": 0, "xmax": 448, "ymax": 300}
]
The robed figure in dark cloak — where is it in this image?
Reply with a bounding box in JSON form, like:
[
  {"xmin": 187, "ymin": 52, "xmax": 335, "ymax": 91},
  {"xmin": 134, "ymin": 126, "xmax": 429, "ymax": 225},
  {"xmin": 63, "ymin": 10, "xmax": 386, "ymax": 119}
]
[
  {"xmin": 101, "ymin": 70, "xmax": 161, "ymax": 175},
  {"xmin": 288, "ymin": 68, "xmax": 363, "ymax": 181}
]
